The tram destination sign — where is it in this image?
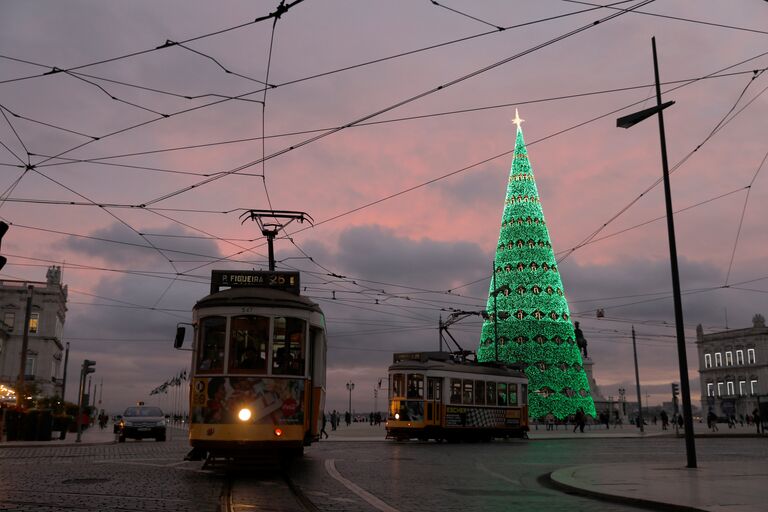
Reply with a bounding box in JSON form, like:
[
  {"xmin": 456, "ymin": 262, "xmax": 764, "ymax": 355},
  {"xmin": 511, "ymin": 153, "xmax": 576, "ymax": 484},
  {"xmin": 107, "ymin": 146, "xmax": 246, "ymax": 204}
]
[{"xmin": 210, "ymin": 270, "xmax": 300, "ymax": 294}]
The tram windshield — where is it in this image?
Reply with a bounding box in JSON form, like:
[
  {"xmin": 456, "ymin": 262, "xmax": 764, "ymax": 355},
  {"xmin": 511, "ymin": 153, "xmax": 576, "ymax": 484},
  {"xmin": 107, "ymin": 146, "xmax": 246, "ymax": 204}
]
[
  {"xmin": 197, "ymin": 316, "xmax": 226, "ymax": 373},
  {"xmin": 229, "ymin": 315, "xmax": 269, "ymax": 373}
]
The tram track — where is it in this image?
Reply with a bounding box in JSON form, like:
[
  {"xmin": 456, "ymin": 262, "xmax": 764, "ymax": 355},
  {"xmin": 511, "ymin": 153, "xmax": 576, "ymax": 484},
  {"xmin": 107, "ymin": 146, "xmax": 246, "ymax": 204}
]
[{"xmin": 220, "ymin": 470, "xmax": 320, "ymax": 512}]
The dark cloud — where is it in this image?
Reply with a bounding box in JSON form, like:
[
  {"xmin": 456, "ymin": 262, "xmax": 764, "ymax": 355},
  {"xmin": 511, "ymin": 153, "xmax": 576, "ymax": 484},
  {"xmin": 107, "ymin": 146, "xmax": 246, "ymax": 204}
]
[{"xmin": 60, "ymin": 222, "xmax": 225, "ymax": 266}]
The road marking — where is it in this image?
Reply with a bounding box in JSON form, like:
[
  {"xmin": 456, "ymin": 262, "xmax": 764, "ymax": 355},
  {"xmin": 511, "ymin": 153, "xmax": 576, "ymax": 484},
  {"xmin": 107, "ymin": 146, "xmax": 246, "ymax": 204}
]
[
  {"xmin": 324, "ymin": 459, "xmax": 400, "ymax": 512},
  {"xmin": 476, "ymin": 462, "xmax": 522, "ymax": 486}
]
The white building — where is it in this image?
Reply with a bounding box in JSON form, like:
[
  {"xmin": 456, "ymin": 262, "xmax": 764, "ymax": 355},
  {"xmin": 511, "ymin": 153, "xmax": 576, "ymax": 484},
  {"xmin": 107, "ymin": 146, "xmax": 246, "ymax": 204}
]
[
  {"xmin": 696, "ymin": 314, "xmax": 767, "ymax": 419},
  {"xmin": 0, "ymin": 266, "xmax": 68, "ymax": 399}
]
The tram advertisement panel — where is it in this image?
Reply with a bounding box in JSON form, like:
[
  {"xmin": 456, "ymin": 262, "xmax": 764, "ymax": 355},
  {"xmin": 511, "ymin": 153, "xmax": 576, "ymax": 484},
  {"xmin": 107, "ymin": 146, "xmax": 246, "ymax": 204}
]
[
  {"xmin": 444, "ymin": 406, "xmax": 521, "ymax": 428},
  {"xmin": 191, "ymin": 377, "xmax": 304, "ymax": 424}
]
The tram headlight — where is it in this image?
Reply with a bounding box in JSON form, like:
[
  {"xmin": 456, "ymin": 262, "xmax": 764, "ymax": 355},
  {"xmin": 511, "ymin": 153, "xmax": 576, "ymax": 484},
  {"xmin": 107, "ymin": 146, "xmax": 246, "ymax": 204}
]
[
  {"xmin": 238, "ymin": 408, "xmax": 252, "ymax": 422},
  {"xmin": 394, "ymin": 413, "xmax": 400, "ymax": 420}
]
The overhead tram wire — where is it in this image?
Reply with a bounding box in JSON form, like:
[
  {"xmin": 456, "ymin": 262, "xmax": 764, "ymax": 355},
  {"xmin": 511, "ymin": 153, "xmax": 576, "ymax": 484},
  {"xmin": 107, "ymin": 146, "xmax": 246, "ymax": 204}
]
[
  {"xmin": 0, "ymin": 107, "xmax": 32, "ymax": 163},
  {"xmin": 5, "ymin": 165, "xmax": 187, "ymax": 306},
  {"xmin": 0, "ymin": 103, "xmax": 98, "ymax": 140},
  {"xmin": 553, "ymin": 185, "xmax": 751, "ymax": 255},
  {"xmin": 46, "ymin": 67, "xmax": 763, "ymax": 169},
  {"xmin": 724, "ymin": 149, "xmax": 768, "ymax": 286},
  {"xmin": 555, "ymin": 67, "xmax": 768, "ymax": 266},
  {"xmin": 7, "ymin": 69, "xmax": 760, "ymax": 310},
  {"xmin": 139, "ymin": 1, "xmax": 655, "ymax": 207},
  {"xmin": 562, "ymin": 0, "xmax": 768, "ymax": 36},
  {"xmin": 6, "ymin": 62, "xmax": 760, "ymax": 316},
  {"xmin": 31, "ymin": 153, "xmax": 249, "ymax": 178},
  {"xmin": 20, "ymin": 3, "xmax": 305, "ymax": 169},
  {"xmin": 245, "ymin": 54, "xmax": 768, "ymax": 265},
  {"xmin": 0, "ymin": 1, "xmax": 644, "ymax": 171},
  {"xmin": 429, "ymin": 0, "xmax": 506, "ymax": 31},
  {"xmin": 258, "ymin": 2, "xmax": 285, "ymax": 212},
  {"xmin": 2, "ymin": 257, "xmax": 210, "ymax": 285},
  {"xmin": 60, "ymin": 70, "xmax": 170, "ymax": 117},
  {"xmin": 145, "ymin": 208, "xmax": 269, "ymax": 266},
  {"xmin": 0, "ymin": 0, "xmax": 306, "ymax": 86}
]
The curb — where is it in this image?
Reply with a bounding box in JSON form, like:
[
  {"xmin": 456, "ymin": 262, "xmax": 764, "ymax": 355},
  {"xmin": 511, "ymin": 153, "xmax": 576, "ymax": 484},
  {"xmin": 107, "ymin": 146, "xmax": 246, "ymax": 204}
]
[{"xmin": 546, "ymin": 469, "xmax": 706, "ymax": 512}]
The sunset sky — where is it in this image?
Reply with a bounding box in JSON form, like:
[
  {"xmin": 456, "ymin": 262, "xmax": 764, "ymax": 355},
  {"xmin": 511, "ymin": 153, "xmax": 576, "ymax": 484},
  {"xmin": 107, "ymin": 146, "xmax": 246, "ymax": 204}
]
[{"xmin": 1, "ymin": 0, "xmax": 766, "ymax": 414}]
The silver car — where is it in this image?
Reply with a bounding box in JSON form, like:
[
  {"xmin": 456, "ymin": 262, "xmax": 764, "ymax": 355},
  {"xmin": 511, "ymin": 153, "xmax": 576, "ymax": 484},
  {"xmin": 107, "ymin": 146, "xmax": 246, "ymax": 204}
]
[{"xmin": 117, "ymin": 406, "xmax": 167, "ymax": 442}]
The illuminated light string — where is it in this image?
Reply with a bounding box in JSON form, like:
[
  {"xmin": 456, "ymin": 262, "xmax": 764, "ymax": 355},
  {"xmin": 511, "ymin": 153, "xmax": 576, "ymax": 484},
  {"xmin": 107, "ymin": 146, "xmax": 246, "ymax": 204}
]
[{"xmin": 477, "ymin": 120, "xmax": 596, "ymax": 420}]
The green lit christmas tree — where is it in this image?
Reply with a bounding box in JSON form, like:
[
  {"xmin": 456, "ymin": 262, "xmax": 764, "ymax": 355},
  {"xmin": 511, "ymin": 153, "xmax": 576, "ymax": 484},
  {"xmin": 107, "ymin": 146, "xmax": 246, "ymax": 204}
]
[{"xmin": 477, "ymin": 111, "xmax": 595, "ymax": 419}]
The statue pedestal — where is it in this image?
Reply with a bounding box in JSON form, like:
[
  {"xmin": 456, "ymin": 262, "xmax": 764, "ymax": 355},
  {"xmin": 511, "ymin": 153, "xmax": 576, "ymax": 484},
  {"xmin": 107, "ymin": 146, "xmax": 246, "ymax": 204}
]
[{"xmin": 582, "ymin": 356, "xmax": 606, "ymax": 402}]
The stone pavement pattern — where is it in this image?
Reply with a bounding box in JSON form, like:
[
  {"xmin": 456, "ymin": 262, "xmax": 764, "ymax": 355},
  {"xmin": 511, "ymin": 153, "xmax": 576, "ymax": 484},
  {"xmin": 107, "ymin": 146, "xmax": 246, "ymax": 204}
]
[{"xmin": 0, "ymin": 423, "xmax": 768, "ymax": 512}]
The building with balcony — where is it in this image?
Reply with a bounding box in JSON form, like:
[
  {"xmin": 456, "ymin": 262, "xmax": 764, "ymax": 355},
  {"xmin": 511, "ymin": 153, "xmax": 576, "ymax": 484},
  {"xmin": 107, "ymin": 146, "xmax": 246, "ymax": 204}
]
[
  {"xmin": 696, "ymin": 314, "xmax": 767, "ymax": 419},
  {"xmin": 0, "ymin": 266, "xmax": 68, "ymax": 399}
]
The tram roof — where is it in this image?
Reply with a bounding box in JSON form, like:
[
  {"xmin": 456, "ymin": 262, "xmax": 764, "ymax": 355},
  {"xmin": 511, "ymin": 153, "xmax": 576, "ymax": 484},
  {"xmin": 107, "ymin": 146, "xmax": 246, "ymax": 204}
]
[
  {"xmin": 194, "ymin": 286, "xmax": 322, "ymax": 313},
  {"xmin": 388, "ymin": 351, "xmax": 526, "ymax": 378}
]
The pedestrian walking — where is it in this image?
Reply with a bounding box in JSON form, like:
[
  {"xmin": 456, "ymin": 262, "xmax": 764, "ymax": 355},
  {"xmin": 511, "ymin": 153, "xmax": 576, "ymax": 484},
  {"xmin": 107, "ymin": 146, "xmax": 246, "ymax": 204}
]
[
  {"xmin": 572, "ymin": 409, "xmax": 586, "ymax": 433},
  {"xmin": 707, "ymin": 408, "xmax": 718, "ymax": 432},
  {"xmin": 320, "ymin": 411, "xmax": 329, "ymax": 439},
  {"xmin": 660, "ymin": 410, "xmax": 668, "ymax": 430},
  {"xmin": 753, "ymin": 408, "xmax": 761, "ymax": 434}
]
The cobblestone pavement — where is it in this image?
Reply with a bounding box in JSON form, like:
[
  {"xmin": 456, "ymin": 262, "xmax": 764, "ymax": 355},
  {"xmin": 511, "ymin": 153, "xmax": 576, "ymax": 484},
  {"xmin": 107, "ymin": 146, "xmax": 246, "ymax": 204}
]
[
  {"xmin": 0, "ymin": 437, "xmax": 223, "ymax": 512},
  {"xmin": 4, "ymin": 433, "xmax": 767, "ymax": 511}
]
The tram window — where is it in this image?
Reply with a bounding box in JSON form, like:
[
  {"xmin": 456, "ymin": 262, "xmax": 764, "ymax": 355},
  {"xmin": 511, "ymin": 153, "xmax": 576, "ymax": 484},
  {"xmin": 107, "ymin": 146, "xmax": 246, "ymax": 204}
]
[
  {"xmin": 521, "ymin": 384, "xmax": 528, "ymax": 405},
  {"xmin": 272, "ymin": 317, "xmax": 306, "ymax": 375},
  {"xmin": 486, "ymin": 381, "xmax": 497, "ymax": 405},
  {"xmin": 392, "ymin": 374, "xmax": 405, "ymax": 398},
  {"xmin": 463, "ymin": 380, "xmax": 473, "ymax": 405},
  {"xmin": 475, "ymin": 381, "xmax": 485, "ymax": 405},
  {"xmin": 450, "ymin": 379, "xmax": 462, "ymax": 404},
  {"xmin": 197, "ymin": 316, "xmax": 226, "ymax": 373},
  {"xmin": 508, "ymin": 382, "xmax": 518, "ymax": 405},
  {"xmin": 407, "ymin": 374, "xmax": 424, "ymax": 398},
  {"xmin": 427, "ymin": 377, "xmax": 441, "ymax": 400},
  {"xmin": 228, "ymin": 315, "xmax": 269, "ymax": 373},
  {"xmin": 497, "ymin": 382, "xmax": 507, "ymax": 406}
]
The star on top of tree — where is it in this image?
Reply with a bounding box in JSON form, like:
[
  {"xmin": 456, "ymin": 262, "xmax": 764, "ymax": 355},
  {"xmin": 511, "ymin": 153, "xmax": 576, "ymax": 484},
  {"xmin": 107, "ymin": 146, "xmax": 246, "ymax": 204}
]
[{"xmin": 512, "ymin": 108, "xmax": 525, "ymax": 129}]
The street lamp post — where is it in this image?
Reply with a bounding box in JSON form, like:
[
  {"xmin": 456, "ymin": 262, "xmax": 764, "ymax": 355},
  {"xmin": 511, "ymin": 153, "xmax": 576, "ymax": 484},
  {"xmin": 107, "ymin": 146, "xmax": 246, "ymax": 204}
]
[
  {"xmin": 616, "ymin": 36, "xmax": 697, "ymax": 468},
  {"xmin": 618, "ymin": 388, "xmax": 626, "ymax": 418},
  {"xmin": 346, "ymin": 381, "xmax": 355, "ymax": 417},
  {"xmin": 632, "ymin": 326, "xmax": 644, "ymax": 433}
]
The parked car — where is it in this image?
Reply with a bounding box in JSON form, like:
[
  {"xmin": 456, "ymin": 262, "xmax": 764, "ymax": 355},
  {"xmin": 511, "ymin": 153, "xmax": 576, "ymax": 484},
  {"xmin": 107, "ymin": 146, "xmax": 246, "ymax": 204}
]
[{"xmin": 116, "ymin": 405, "xmax": 166, "ymax": 442}]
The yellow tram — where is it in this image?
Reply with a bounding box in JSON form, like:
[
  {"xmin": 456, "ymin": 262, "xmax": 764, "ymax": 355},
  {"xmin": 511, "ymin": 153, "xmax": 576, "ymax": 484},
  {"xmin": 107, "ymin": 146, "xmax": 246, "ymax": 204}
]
[
  {"xmin": 175, "ymin": 270, "xmax": 326, "ymax": 458},
  {"xmin": 386, "ymin": 352, "xmax": 528, "ymax": 441}
]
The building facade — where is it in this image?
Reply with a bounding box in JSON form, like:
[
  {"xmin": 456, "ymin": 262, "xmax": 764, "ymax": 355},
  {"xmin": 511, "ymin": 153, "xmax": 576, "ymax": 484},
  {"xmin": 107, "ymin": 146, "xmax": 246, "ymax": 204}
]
[
  {"xmin": 696, "ymin": 314, "xmax": 767, "ymax": 419},
  {"xmin": 0, "ymin": 266, "xmax": 68, "ymax": 399}
]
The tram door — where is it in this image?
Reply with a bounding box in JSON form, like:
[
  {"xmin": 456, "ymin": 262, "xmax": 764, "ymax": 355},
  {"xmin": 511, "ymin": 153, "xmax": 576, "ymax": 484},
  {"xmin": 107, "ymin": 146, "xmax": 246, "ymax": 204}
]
[{"xmin": 426, "ymin": 377, "xmax": 442, "ymax": 426}]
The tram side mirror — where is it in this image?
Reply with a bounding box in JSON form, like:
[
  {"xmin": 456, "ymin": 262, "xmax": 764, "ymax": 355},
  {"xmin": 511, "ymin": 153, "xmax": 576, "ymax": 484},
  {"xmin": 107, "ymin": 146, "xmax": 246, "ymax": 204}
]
[{"xmin": 174, "ymin": 326, "xmax": 186, "ymax": 349}]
